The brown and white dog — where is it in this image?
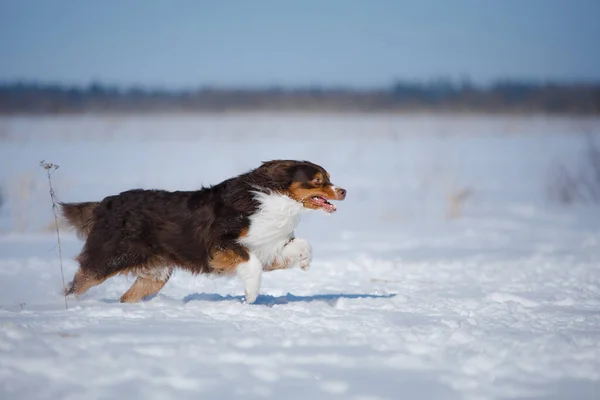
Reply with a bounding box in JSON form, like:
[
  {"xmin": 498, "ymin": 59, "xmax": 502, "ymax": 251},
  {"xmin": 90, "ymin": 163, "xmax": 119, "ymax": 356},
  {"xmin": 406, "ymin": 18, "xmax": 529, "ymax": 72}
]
[{"xmin": 60, "ymin": 160, "xmax": 346, "ymax": 304}]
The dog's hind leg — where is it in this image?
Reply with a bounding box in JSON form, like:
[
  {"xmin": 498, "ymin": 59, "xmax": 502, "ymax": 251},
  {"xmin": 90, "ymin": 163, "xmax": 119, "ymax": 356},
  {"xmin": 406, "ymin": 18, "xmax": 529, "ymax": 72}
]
[
  {"xmin": 120, "ymin": 277, "xmax": 168, "ymax": 303},
  {"xmin": 120, "ymin": 267, "xmax": 173, "ymax": 303},
  {"xmin": 65, "ymin": 268, "xmax": 110, "ymax": 297}
]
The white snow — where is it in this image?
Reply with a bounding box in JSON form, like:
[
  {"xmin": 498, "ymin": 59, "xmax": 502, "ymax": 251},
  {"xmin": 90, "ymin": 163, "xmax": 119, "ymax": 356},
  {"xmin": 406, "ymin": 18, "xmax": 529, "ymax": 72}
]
[{"xmin": 0, "ymin": 113, "xmax": 599, "ymax": 400}]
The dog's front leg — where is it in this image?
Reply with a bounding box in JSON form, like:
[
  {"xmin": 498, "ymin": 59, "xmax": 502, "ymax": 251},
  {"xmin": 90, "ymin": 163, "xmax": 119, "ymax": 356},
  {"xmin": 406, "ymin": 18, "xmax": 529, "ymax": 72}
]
[
  {"xmin": 236, "ymin": 253, "xmax": 263, "ymax": 304},
  {"xmin": 264, "ymin": 238, "xmax": 312, "ymax": 272}
]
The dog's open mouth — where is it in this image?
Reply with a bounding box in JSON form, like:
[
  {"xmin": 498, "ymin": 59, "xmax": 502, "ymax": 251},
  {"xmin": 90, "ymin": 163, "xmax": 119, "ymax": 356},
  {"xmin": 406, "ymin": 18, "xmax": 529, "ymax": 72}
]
[{"xmin": 308, "ymin": 196, "xmax": 337, "ymax": 213}]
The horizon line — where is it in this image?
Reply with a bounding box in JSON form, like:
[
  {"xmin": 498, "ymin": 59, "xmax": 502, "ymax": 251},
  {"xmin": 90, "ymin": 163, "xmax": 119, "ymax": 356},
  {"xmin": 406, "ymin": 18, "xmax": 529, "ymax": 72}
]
[{"xmin": 2, "ymin": 78, "xmax": 600, "ymax": 93}]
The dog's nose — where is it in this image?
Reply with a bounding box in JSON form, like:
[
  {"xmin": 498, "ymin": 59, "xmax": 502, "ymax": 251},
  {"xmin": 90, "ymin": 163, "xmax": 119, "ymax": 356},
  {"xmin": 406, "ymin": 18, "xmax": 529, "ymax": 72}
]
[{"xmin": 337, "ymin": 188, "xmax": 347, "ymax": 199}]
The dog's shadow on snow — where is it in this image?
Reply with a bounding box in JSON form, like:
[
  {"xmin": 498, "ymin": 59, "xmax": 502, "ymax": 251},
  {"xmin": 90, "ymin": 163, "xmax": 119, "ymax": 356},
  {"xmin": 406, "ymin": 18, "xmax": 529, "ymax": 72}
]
[{"xmin": 182, "ymin": 292, "xmax": 396, "ymax": 306}]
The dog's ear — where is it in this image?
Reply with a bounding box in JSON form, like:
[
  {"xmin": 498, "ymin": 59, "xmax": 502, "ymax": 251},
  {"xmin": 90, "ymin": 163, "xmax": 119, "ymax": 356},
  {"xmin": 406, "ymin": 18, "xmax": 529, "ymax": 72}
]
[
  {"xmin": 257, "ymin": 160, "xmax": 295, "ymax": 175},
  {"xmin": 255, "ymin": 160, "xmax": 297, "ymax": 188},
  {"xmin": 260, "ymin": 159, "xmax": 293, "ymax": 167}
]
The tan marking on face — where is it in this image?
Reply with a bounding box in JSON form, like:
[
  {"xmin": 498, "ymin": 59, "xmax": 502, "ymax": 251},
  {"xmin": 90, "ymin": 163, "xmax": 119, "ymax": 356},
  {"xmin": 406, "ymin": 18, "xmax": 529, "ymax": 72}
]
[
  {"xmin": 288, "ymin": 182, "xmax": 340, "ymax": 210},
  {"xmin": 312, "ymin": 172, "xmax": 324, "ymax": 183},
  {"xmin": 209, "ymin": 248, "xmax": 250, "ymax": 275}
]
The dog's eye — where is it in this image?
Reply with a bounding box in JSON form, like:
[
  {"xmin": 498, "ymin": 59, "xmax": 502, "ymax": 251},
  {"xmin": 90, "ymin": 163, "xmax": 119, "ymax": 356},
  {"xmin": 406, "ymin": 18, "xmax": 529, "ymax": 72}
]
[{"xmin": 313, "ymin": 178, "xmax": 323, "ymax": 185}]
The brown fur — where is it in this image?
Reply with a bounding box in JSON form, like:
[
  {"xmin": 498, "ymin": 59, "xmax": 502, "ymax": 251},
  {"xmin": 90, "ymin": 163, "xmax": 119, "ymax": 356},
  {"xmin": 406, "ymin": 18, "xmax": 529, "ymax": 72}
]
[
  {"xmin": 120, "ymin": 276, "xmax": 170, "ymax": 303},
  {"xmin": 60, "ymin": 160, "xmax": 346, "ymax": 302},
  {"xmin": 209, "ymin": 248, "xmax": 250, "ymax": 275},
  {"xmin": 59, "ymin": 201, "xmax": 98, "ymax": 239},
  {"xmin": 64, "ymin": 269, "xmax": 117, "ymax": 296}
]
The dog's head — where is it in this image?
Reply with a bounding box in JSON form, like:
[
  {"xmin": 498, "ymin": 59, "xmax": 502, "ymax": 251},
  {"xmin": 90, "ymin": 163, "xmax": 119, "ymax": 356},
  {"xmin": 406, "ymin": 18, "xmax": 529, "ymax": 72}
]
[{"xmin": 255, "ymin": 160, "xmax": 346, "ymax": 213}]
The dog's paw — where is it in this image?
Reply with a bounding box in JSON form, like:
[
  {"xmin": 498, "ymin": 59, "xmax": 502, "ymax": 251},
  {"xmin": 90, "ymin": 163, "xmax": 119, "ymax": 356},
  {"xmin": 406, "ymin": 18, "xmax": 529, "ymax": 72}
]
[
  {"xmin": 244, "ymin": 289, "xmax": 259, "ymax": 304},
  {"xmin": 282, "ymin": 238, "xmax": 312, "ymax": 271}
]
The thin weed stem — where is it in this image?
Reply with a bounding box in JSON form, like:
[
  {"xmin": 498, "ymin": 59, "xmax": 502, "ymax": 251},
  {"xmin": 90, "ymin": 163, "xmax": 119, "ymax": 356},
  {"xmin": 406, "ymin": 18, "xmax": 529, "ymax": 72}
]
[{"xmin": 40, "ymin": 160, "xmax": 67, "ymax": 310}]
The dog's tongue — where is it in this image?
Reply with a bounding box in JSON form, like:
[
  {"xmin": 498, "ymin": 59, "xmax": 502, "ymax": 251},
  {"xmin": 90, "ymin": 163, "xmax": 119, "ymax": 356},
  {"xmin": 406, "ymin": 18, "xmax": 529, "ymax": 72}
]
[
  {"xmin": 311, "ymin": 196, "xmax": 337, "ymax": 213},
  {"xmin": 323, "ymin": 201, "xmax": 337, "ymax": 213},
  {"xmin": 315, "ymin": 198, "xmax": 336, "ymax": 213}
]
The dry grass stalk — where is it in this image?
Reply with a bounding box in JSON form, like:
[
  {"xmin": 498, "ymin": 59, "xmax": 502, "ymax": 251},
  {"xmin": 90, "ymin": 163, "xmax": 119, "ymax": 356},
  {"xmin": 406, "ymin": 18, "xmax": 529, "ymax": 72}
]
[{"xmin": 39, "ymin": 160, "xmax": 67, "ymax": 310}]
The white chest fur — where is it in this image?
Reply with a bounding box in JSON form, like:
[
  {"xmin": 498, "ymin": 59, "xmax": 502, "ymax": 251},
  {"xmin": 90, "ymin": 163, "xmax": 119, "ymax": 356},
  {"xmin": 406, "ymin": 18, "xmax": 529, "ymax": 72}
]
[{"xmin": 238, "ymin": 191, "xmax": 305, "ymax": 266}]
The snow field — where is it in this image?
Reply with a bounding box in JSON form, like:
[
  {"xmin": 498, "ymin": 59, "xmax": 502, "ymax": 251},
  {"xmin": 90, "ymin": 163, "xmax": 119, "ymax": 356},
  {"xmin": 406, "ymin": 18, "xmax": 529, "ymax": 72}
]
[{"xmin": 0, "ymin": 113, "xmax": 599, "ymax": 399}]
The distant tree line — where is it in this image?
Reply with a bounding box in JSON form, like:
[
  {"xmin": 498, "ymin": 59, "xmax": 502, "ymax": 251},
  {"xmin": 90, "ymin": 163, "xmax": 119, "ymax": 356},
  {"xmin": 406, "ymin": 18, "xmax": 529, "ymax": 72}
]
[{"xmin": 0, "ymin": 80, "xmax": 599, "ymax": 114}]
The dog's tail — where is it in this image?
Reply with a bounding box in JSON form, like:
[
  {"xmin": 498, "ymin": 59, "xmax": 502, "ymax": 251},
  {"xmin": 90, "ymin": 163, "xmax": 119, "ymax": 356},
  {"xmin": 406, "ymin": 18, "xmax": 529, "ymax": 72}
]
[{"xmin": 59, "ymin": 201, "xmax": 99, "ymax": 239}]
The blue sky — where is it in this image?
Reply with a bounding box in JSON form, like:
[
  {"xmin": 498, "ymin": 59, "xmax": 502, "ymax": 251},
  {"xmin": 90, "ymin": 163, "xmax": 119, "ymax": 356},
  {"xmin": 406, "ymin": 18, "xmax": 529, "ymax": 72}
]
[{"xmin": 1, "ymin": 0, "xmax": 599, "ymax": 89}]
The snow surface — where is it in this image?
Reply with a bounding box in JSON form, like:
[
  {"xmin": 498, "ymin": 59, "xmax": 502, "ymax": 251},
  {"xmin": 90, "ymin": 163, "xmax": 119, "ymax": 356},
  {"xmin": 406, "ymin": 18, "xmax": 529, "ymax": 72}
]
[{"xmin": 0, "ymin": 113, "xmax": 599, "ymax": 400}]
